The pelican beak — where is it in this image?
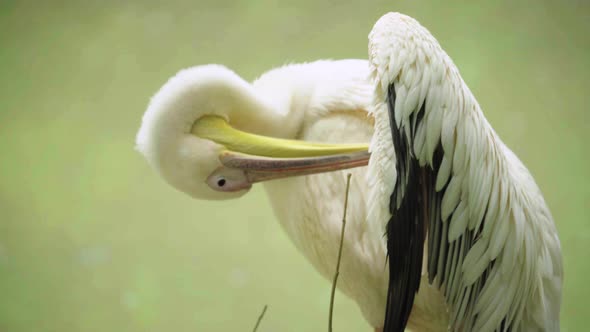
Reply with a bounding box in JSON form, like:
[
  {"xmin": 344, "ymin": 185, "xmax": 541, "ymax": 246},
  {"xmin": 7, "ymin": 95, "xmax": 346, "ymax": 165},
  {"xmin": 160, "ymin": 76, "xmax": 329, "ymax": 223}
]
[{"xmin": 192, "ymin": 116, "xmax": 369, "ymax": 190}]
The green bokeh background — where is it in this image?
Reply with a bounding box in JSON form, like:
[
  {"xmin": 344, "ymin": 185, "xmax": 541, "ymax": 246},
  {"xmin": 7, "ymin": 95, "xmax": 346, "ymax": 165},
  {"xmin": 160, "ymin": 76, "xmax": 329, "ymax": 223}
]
[{"xmin": 1, "ymin": 1, "xmax": 588, "ymax": 331}]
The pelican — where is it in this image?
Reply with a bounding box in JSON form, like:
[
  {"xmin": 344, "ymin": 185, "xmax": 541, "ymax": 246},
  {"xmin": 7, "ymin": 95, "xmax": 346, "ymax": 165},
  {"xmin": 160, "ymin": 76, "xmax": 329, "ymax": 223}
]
[{"xmin": 136, "ymin": 12, "xmax": 562, "ymax": 332}]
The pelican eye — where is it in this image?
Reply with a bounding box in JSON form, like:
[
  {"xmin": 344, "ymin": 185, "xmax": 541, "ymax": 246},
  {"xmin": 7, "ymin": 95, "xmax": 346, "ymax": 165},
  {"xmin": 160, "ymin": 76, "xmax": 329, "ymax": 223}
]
[{"xmin": 206, "ymin": 167, "xmax": 251, "ymax": 192}]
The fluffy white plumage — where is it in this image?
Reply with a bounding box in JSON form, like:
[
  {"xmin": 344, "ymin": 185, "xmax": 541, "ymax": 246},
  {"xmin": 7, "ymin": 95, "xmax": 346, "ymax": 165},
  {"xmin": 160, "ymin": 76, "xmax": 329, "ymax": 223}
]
[
  {"xmin": 136, "ymin": 11, "xmax": 563, "ymax": 332},
  {"xmin": 137, "ymin": 59, "xmax": 394, "ymax": 326}
]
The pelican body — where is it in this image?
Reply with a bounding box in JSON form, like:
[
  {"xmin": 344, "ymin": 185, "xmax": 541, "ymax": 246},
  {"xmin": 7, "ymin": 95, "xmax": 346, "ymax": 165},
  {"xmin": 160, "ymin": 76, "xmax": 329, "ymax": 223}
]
[
  {"xmin": 136, "ymin": 59, "xmax": 392, "ymax": 326},
  {"xmin": 137, "ymin": 12, "xmax": 562, "ymax": 332}
]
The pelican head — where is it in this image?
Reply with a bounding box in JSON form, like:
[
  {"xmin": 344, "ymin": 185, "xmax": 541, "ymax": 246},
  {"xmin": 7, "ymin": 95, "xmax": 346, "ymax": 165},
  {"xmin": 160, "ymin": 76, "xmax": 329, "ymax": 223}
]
[{"xmin": 136, "ymin": 63, "xmax": 370, "ymax": 200}]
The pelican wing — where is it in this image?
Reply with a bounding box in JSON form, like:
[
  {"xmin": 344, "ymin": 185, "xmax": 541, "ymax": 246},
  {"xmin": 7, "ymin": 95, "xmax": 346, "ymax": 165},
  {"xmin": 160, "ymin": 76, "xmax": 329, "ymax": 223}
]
[{"xmin": 367, "ymin": 13, "xmax": 562, "ymax": 331}]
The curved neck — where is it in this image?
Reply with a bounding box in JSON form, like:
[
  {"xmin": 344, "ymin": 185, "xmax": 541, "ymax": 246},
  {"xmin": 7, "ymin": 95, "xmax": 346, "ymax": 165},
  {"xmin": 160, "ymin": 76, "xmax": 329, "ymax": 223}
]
[{"xmin": 221, "ymin": 79, "xmax": 303, "ymax": 140}]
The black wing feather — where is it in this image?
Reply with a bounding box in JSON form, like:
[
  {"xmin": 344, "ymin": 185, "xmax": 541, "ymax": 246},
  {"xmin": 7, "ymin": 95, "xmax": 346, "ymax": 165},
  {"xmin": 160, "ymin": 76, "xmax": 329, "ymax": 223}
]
[{"xmin": 383, "ymin": 84, "xmax": 428, "ymax": 331}]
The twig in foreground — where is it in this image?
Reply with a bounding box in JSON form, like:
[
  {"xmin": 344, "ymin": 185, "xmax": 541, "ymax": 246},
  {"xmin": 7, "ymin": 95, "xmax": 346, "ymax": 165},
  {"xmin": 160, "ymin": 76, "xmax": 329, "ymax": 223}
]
[
  {"xmin": 252, "ymin": 304, "xmax": 268, "ymax": 332},
  {"xmin": 329, "ymin": 173, "xmax": 352, "ymax": 332}
]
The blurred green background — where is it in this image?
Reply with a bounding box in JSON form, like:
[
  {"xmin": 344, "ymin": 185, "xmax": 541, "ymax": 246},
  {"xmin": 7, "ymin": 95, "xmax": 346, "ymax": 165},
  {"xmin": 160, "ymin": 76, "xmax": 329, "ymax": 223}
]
[{"xmin": 0, "ymin": 0, "xmax": 588, "ymax": 331}]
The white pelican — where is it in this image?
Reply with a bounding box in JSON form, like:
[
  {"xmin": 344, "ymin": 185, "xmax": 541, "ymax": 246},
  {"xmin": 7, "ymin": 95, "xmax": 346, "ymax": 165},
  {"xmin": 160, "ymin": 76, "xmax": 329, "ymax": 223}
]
[{"xmin": 136, "ymin": 12, "xmax": 563, "ymax": 332}]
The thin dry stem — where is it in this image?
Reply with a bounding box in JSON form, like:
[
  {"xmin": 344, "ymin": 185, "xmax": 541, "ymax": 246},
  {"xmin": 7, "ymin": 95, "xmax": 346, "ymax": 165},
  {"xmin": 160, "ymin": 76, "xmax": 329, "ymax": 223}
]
[
  {"xmin": 252, "ymin": 304, "xmax": 268, "ymax": 332},
  {"xmin": 329, "ymin": 173, "xmax": 352, "ymax": 332}
]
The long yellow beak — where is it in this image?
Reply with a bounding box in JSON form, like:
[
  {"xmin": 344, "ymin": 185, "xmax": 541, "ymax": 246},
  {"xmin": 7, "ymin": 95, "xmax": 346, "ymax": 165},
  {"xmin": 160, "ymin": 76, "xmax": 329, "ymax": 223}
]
[
  {"xmin": 192, "ymin": 115, "xmax": 368, "ymax": 157},
  {"xmin": 191, "ymin": 115, "xmax": 370, "ymax": 191}
]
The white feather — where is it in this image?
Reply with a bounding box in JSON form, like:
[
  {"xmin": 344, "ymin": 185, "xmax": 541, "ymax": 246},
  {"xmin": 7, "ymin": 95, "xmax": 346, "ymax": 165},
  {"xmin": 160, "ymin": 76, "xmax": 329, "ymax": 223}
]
[
  {"xmin": 441, "ymin": 174, "xmax": 462, "ymax": 222},
  {"xmin": 448, "ymin": 201, "xmax": 468, "ymax": 242},
  {"xmin": 435, "ymin": 154, "xmax": 452, "ymax": 191}
]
